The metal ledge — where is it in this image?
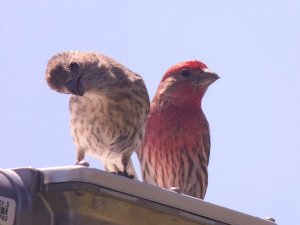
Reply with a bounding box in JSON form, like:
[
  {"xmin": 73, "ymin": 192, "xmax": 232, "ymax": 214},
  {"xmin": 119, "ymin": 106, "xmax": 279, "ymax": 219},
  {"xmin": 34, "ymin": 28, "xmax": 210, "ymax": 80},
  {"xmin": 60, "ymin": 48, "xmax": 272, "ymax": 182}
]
[
  {"xmin": 0, "ymin": 166, "xmax": 276, "ymax": 225},
  {"xmin": 37, "ymin": 165, "xmax": 276, "ymax": 225}
]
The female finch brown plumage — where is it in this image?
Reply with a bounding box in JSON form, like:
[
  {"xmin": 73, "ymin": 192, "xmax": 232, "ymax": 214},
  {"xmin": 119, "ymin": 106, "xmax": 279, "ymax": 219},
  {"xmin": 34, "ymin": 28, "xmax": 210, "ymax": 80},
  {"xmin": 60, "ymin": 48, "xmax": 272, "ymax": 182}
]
[
  {"xmin": 45, "ymin": 51, "xmax": 149, "ymax": 178},
  {"xmin": 139, "ymin": 60, "xmax": 219, "ymax": 198}
]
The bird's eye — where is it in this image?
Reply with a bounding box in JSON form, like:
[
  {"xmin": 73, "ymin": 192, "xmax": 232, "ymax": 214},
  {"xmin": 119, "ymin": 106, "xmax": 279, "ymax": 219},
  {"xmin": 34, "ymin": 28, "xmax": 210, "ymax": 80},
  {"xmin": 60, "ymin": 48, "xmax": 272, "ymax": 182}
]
[
  {"xmin": 181, "ymin": 69, "xmax": 191, "ymax": 77},
  {"xmin": 70, "ymin": 62, "xmax": 79, "ymax": 72}
]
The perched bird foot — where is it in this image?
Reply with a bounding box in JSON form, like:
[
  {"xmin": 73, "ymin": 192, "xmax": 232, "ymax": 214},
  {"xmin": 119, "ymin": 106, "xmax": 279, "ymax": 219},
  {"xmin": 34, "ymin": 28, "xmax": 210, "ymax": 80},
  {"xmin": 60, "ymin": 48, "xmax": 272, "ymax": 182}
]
[
  {"xmin": 169, "ymin": 187, "xmax": 181, "ymax": 193},
  {"xmin": 113, "ymin": 171, "xmax": 135, "ymax": 179},
  {"xmin": 76, "ymin": 161, "xmax": 90, "ymax": 167},
  {"xmin": 265, "ymin": 217, "xmax": 276, "ymax": 222}
]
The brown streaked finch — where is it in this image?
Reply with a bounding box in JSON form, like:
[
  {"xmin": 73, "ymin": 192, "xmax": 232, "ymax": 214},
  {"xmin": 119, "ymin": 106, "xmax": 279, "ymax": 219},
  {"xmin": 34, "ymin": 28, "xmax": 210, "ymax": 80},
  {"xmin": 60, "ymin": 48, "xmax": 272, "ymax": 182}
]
[
  {"xmin": 138, "ymin": 60, "xmax": 219, "ymax": 198},
  {"xmin": 45, "ymin": 51, "xmax": 150, "ymax": 179}
]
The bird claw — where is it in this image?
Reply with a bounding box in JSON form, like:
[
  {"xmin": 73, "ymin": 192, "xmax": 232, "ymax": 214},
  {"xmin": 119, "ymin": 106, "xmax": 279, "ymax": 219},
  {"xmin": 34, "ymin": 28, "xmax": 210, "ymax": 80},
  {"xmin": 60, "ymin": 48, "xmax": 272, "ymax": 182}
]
[
  {"xmin": 75, "ymin": 161, "xmax": 90, "ymax": 167},
  {"xmin": 111, "ymin": 171, "xmax": 134, "ymax": 179},
  {"xmin": 265, "ymin": 217, "xmax": 276, "ymax": 222},
  {"xmin": 169, "ymin": 187, "xmax": 181, "ymax": 193}
]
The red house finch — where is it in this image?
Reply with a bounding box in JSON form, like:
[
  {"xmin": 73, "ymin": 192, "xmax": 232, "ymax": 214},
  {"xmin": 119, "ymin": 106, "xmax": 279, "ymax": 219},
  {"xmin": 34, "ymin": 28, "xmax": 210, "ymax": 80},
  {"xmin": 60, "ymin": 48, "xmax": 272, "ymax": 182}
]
[
  {"xmin": 139, "ymin": 60, "xmax": 219, "ymax": 198},
  {"xmin": 46, "ymin": 51, "xmax": 149, "ymax": 178}
]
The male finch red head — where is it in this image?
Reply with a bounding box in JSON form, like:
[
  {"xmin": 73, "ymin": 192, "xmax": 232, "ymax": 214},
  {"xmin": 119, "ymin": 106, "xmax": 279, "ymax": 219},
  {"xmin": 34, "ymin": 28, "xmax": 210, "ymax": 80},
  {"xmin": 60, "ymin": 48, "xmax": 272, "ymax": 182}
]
[{"xmin": 138, "ymin": 60, "xmax": 219, "ymax": 198}]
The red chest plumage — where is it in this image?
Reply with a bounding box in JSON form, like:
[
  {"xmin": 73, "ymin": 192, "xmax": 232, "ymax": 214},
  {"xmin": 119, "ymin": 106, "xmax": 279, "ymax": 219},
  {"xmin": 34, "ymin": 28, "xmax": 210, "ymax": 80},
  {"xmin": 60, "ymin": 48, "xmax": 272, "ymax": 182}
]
[{"xmin": 140, "ymin": 104, "xmax": 210, "ymax": 199}]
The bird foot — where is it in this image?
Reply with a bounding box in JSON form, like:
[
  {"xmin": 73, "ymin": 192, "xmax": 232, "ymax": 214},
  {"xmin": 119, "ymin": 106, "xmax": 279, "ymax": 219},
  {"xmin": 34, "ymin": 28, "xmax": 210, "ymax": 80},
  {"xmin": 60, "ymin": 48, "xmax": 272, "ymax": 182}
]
[
  {"xmin": 75, "ymin": 161, "xmax": 90, "ymax": 167},
  {"xmin": 169, "ymin": 187, "xmax": 181, "ymax": 193},
  {"xmin": 265, "ymin": 217, "xmax": 276, "ymax": 222},
  {"xmin": 111, "ymin": 171, "xmax": 134, "ymax": 179}
]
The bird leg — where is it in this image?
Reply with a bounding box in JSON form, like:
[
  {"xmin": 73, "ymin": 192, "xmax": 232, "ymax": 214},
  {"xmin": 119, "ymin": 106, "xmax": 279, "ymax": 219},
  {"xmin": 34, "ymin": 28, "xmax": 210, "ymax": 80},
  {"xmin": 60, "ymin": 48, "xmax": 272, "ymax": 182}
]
[
  {"xmin": 109, "ymin": 156, "xmax": 135, "ymax": 179},
  {"xmin": 75, "ymin": 160, "xmax": 90, "ymax": 167},
  {"xmin": 75, "ymin": 151, "xmax": 89, "ymax": 167}
]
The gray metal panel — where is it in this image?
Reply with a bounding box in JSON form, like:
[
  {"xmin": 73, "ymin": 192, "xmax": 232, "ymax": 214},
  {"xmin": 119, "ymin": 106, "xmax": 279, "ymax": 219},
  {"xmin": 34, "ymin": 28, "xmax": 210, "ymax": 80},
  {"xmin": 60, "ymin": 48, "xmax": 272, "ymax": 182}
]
[
  {"xmin": 0, "ymin": 166, "xmax": 276, "ymax": 225},
  {"xmin": 40, "ymin": 166, "xmax": 276, "ymax": 225},
  {"xmin": 0, "ymin": 168, "xmax": 41, "ymax": 225},
  {"xmin": 41, "ymin": 182, "xmax": 215, "ymax": 225}
]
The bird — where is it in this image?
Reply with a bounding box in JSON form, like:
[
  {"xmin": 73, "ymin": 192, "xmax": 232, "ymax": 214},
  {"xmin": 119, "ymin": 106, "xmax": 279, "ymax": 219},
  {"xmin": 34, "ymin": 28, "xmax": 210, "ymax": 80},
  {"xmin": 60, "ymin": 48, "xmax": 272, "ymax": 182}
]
[
  {"xmin": 45, "ymin": 51, "xmax": 150, "ymax": 179},
  {"xmin": 138, "ymin": 60, "xmax": 219, "ymax": 198}
]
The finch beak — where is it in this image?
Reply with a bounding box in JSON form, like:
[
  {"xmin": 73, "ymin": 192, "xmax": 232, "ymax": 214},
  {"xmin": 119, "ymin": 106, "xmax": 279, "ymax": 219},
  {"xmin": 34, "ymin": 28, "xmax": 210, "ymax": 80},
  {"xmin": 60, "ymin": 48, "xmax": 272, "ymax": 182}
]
[
  {"xmin": 66, "ymin": 76, "xmax": 84, "ymax": 96},
  {"xmin": 196, "ymin": 68, "xmax": 219, "ymax": 86},
  {"xmin": 203, "ymin": 68, "xmax": 220, "ymax": 80}
]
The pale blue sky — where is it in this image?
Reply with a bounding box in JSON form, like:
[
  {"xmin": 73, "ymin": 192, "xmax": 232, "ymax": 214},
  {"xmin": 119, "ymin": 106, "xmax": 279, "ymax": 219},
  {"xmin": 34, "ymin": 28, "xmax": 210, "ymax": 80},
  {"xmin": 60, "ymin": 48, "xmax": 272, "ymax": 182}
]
[{"xmin": 1, "ymin": 1, "xmax": 299, "ymax": 224}]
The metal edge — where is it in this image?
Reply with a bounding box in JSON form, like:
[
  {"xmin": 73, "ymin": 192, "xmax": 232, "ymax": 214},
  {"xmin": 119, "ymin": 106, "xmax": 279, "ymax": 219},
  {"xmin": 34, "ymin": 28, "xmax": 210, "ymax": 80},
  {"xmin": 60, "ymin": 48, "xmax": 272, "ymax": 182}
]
[{"xmin": 39, "ymin": 166, "xmax": 276, "ymax": 225}]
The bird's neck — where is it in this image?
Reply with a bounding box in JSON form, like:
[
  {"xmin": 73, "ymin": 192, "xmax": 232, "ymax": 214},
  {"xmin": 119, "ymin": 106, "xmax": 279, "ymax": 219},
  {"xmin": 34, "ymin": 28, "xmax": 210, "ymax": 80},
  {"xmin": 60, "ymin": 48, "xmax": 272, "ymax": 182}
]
[
  {"xmin": 148, "ymin": 99, "xmax": 207, "ymax": 133},
  {"xmin": 151, "ymin": 89, "xmax": 205, "ymax": 111},
  {"xmin": 150, "ymin": 102, "xmax": 204, "ymax": 122},
  {"xmin": 145, "ymin": 102, "xmax": 209, "ymax": 153},
  {"xmin": 153, "ymin": 84, "xmax": 207, "ymax": 108}
]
